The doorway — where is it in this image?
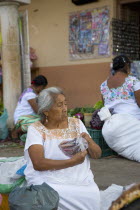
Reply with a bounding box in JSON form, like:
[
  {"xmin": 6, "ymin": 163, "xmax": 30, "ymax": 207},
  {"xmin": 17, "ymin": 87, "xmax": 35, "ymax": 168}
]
[{"xmin": 112, "ymin": 0, "xmax": 140, "ymax": 77}]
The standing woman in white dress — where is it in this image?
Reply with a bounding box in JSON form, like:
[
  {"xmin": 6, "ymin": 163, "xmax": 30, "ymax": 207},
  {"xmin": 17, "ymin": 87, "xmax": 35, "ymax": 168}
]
[
  {"xmin": 24, "ymin": 87, "xmax": 101, "ymax": 210},
  {"xmin": 99, "ymin": 55, "xmax": 140, "ymax": 162}
]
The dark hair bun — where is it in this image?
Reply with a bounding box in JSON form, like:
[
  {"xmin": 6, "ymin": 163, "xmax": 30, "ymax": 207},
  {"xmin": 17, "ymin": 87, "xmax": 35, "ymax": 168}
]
[
  {"xmin": 112, "ymin": 55, "xmax": 130, "ymax": 71},
  {"xmin": 31, "ymin": 75, "xmax": 48, "ymax": 86}
]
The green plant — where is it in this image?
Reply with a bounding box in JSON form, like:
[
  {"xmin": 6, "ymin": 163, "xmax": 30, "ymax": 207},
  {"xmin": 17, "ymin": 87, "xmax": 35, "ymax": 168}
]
[
  {"xmin": 67, "ymin": 101, "xmax": 103, "ymax": 117},
  {"xmin": 93, "ymin": 101, "xmax": 104, "ymax": 110},
  {"xmin": 68, "ymin": 107, "xmax": 82, "ymax": 117},
  {"xmin": 81, "ymin": 106, "xmax": 95, "ymax": 114}
]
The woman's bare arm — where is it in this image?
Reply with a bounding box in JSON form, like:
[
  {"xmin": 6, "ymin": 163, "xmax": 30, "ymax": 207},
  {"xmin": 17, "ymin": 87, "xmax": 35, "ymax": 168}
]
[
  {"xmin": 28, "ymin": 98, "xmax": 38, "ymax": 113},
  {"xmin": 134, "ymin": 90, "xmax": 140, "ymax": 107},
  {"xmin": 80, "ymin": 132, "xmax": 102, "ymax": 159},
  {"xmin": 101, "ymin": 95, "xmax": 104, "ymax": 105},
  {"xmin": 28, "ymin": 144, "xmax": 87, "ymax": 171}
]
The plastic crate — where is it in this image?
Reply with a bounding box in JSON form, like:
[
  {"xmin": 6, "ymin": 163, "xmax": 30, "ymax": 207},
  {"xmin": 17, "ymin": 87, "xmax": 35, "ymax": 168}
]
[{"xmin": 87, "ymin": 128, "xmax": 117, "ymax": 157}]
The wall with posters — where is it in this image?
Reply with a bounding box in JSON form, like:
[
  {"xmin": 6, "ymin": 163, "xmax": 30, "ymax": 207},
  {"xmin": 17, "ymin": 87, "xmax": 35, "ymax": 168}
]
[
  {"xmin": 21, "ymin": 0, "xmax": 116, "ymax": 107},
  {"xmin": 22, "ymin": 0, "xmax": 116, "ymax": 67},
  {"xmin": 69, "ymin": 6, "xmax": 110, "ymax": 60}
]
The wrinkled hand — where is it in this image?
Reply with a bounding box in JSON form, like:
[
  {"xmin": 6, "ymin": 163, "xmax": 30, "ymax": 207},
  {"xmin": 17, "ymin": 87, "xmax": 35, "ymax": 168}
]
[{"xmin": 71, "ymin": 150, "xmax": 87, "ymax": 165}]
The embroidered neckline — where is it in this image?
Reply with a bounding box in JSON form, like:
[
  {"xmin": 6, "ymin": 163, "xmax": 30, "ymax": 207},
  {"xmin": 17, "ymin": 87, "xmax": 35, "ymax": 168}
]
[
  {"xmin": 106, "ymin": 76, "xmax": 129, "ymax": 91},
  {"xmin": 38, "ymin": 117, "xmax": 70, "ymax": 131},
  {"xmin": 32, "ymin": 117, "xmax": 80, "ymax": 141}
]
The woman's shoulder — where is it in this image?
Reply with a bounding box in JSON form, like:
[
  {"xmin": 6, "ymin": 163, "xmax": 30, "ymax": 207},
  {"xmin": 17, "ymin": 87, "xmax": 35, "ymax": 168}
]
[
  {"xmin": 68, "ymin": 117, "xmax": 81, "ymax": 126},
  {"xmin": 69, "ymin": 116, "xmax": 80, "ymax": 122},
  {"xmin": 126, "ymin": 75, "xmax": 140, "ymax": 85},
  {"xmin": 19, "ymin": 88, "xmax": 36, "ymax": 102},
  {"xmin": 127, "ymin": 75, "xmax": 138, "ymax": 81},
  {"xmin": 28, "ymin": 121, "xmax": 45, "ymax": 135},
  {"xmin": 24, "ymin": 89, "xmax": 37, "ymax": 97},
  {"xmin": 28, "ymin": 121, "xmax": 47, "ymax": 140},
  {"xmin": 100, "ymin": 80, "xmax": 107, "ymax": 88}
]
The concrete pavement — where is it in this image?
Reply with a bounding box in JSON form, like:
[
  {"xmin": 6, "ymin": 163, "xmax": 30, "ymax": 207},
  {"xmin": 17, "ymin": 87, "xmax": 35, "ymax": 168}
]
[
  {"xmin": 0, "ymin": 145, "xmax": 140, "ymax": 191},
  {"xmin": 91, "ymin": 156, "xmax": 140, "ymax": 190}
]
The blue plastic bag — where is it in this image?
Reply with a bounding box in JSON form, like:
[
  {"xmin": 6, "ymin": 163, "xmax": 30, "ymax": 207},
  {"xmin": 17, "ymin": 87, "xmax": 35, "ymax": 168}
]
[
  {"xmin": 0, "ymin": 109, "xmax": 8, "ymax": 140},
  {"xmin": 16, "ymin": 164, "xmax": 27, "ymax": 176}
]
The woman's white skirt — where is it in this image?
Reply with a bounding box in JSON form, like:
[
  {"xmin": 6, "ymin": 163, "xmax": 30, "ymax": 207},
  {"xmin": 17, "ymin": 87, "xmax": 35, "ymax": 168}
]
[{"xmin": 47, "ymin": 181, "xmax": 100, "ymax": 210}]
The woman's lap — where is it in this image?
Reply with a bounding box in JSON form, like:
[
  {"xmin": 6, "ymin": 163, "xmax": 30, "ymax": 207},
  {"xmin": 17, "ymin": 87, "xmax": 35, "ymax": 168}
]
[
  {"xmin": 14, "ymin": 115, "xmax": 40, "ymax": 142},
  {"xmin": 47, "ymin": 181, "xmax": 100, "ymax": 210},
  {"xmin": 16, "ymin": 115, "xmax": 40, "ymax": 132}
]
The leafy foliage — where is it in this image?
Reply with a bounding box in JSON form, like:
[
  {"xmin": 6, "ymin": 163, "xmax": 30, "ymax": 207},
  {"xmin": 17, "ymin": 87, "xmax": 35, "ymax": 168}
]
[
  {"xmin": 68, "ymin": 101, "xmax": 104, "ymax": 119},
  {"xmin": 68, "ymin": 107, "xmax": 83, "ymax": 117},
  {"xmin": 93, "ymin": 101, "xmax": 104, "ymax": 110},
  {"xmin": 81, "ymin": 106, "xmax": 95, "ymax": 113},
  {"xmin": 68, "ymin": 106, "xmax": 96, "ymax": 117}
]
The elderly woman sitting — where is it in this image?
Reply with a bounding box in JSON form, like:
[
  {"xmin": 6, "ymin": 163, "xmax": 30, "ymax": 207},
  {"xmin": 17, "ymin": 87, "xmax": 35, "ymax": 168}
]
[{"xmin": 24, "ymin": 87, "xmax": 101, "ymax": 210}]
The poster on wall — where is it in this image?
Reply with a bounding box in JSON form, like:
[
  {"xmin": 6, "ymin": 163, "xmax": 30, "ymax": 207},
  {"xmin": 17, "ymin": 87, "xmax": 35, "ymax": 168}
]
[{"xmin": 69, "ymin": 6, "xmax": 110, "ymax": 60}]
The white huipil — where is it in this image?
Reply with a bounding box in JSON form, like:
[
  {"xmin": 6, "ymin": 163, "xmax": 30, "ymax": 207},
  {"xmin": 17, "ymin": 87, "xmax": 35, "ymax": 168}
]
[
  {"xmin": 24, "ymin": 117, "xmax": 100, "ymax": 210},
  {"xmin": 14, "ymin": 88, "xmax": 37, "ymax": 124},
  {"xmin": 100, "ymin": 76, "xmax": 140, "ymax": 120}
]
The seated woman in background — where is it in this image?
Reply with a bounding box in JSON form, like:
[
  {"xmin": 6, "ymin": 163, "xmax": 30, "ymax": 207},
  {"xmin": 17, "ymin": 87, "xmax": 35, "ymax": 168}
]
[
  {"xmin": 99, "ymin": 55, "xmax": 140, "ymax": 162},
  {"xmin": 24, "ymin": 87, "xmax": 101, "ymax": 210},
  {"xmin": 12, "ymin": 75, "xmax": 48, "ymax": 143}
]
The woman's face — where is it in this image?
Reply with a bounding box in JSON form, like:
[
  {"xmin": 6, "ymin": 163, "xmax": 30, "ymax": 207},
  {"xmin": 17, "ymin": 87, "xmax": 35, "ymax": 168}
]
[{"xmin": 47, "ymin": 94, "xmax": 67, "ymax": 122}]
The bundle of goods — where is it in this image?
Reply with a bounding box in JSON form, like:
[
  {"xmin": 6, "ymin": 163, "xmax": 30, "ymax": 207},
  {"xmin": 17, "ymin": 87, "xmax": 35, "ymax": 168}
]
[{"xmin": 59, "ymin": 137, "xmax": 88, "ymax": 157}]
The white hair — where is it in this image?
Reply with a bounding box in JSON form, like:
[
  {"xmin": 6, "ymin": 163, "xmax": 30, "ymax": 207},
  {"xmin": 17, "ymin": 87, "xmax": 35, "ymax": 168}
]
[{"xmin": 37, "ymin": 87, "xmax": 64, "ymax": 119}]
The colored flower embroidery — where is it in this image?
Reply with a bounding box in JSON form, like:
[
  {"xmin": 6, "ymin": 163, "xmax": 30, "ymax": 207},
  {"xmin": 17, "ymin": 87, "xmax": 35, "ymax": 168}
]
[{"xmin": 100, "ymin": 76, "xmax": 140, "ymax": 104}]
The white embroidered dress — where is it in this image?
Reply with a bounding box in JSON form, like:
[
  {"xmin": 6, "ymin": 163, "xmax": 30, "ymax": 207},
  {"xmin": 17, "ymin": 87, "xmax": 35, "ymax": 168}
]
[
  {"xmin": 24, "ymin": 117, "xmax": 100, "ymax": 210},
  {"xmin": 100, "ymin": 76, "xmax": 140, "ymax": 120}
]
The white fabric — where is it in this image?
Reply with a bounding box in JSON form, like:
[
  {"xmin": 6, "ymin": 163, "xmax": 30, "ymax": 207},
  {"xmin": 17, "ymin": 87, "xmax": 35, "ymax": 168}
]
[
  {"xmin": 100, "ymin": 76, "xmax": 140, "ymax": 120},
  {"xmin": 100, "ymin": 184, "xmax": 123, "ymax": 210},
  {"xmin": 98, "ymin": 107, "xmax": 111, "ymax": 121},
  {"xmin": 24, "ymin": 118, "xmax": 100, "ymax": 210},
  {"xmin": 133, "ymin": 80, "xmax": 140, "ymax": 91},
  {"xmin": 14, "ymin": 92, "xmax": 37, "ymax": 124},
  {"xmin": 0, "ymin": 157, "xmax": 26, "ymax": 184},
  {"xmin": 99, "ymin": 107, "xmax": 140, "ymax": 162},
  {"xmin": 49, "ymin": 181, "xmax": 100, "ymax": 210},
  {"xmin": 105, "ymin": 99, "xmax": 140, "ymax": 120}
]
